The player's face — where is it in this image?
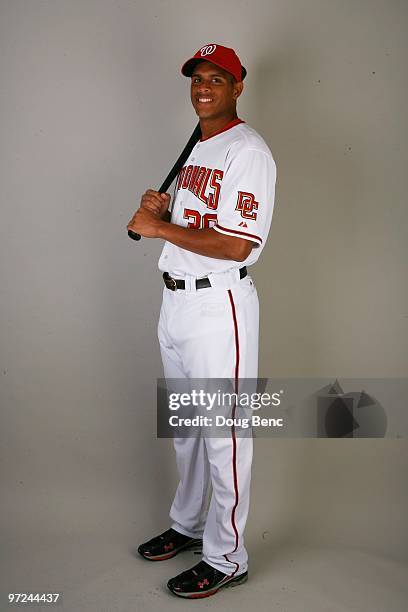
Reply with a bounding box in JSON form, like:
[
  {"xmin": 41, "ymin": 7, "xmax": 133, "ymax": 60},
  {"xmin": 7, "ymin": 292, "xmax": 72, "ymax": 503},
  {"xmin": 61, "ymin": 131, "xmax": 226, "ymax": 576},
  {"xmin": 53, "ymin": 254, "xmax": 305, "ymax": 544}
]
[{"xmin": 190, "ymin": 61, "xmax": 243, "ymax": 121}]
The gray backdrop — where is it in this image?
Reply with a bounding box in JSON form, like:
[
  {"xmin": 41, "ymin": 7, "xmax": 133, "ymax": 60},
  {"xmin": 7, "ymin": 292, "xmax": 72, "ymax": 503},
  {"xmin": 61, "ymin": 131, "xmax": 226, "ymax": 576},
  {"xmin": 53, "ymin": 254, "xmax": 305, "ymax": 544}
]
[{"xmin": 1, "ymin": 1, "xmax": 407, "ymax": 610}]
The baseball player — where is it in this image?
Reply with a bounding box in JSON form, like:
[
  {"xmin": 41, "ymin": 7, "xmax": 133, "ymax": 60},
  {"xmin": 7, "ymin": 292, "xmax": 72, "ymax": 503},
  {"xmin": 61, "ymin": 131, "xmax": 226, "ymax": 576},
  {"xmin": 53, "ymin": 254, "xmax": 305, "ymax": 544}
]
[{"xmin": 127, "ymin": 43, "xmax": 276, "ymax": 599}]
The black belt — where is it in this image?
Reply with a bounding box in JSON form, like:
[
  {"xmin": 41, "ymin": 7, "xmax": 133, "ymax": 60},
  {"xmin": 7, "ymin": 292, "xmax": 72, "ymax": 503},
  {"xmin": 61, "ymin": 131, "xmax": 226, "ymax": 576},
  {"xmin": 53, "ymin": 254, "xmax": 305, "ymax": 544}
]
[{"xmin": 163, "ymin": 267, "xmax": 247, "ymax": 291}]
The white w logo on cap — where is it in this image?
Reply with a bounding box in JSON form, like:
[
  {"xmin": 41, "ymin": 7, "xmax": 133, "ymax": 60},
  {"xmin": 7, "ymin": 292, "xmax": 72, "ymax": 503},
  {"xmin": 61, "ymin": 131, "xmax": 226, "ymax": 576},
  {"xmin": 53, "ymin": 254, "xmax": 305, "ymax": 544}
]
[{"xmin": 200, "ymin": 44, "xmax": 217, "ymax": 57}]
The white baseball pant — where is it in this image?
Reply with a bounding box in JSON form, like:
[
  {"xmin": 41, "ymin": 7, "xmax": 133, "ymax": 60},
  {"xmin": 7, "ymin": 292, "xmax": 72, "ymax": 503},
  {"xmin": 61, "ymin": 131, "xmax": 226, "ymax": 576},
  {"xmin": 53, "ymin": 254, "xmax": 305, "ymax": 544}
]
[{"xmin": 158, "ymin": 271, "xmax": 259, "ymax": 577}]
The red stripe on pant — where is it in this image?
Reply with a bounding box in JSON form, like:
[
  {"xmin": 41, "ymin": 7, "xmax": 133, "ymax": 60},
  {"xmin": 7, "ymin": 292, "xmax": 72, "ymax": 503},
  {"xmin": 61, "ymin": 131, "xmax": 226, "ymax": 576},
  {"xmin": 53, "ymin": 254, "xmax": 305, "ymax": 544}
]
[{"xmin": 224, "ymin": 289, "xmax": 240, "ymax": 578}]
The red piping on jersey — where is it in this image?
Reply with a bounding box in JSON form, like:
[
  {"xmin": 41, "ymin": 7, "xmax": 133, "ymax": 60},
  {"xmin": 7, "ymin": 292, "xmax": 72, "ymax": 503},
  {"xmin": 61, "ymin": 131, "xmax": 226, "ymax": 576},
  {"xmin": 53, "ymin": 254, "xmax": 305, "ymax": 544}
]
[
  {"xmin": 200, "ymin": 118, "xmax": 245, "ymax": 142},
  {"xmin": 215, "ymin": 223, "xmax": 262, "ymax": 244},
  {"xmin": 223, "ymin": 289, "xmax": 241, "ymax": 579}
]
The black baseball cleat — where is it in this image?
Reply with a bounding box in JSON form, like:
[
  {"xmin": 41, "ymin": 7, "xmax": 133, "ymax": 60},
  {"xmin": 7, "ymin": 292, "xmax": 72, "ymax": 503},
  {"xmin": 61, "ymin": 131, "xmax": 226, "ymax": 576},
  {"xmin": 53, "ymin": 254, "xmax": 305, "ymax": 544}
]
[
  {"xmin": 167, "ymin": 560, "xmax": 248, "ymax": 598},
  {"xmin": 137, "ymin": 528, "xmax": 202, "ymax": 561}
]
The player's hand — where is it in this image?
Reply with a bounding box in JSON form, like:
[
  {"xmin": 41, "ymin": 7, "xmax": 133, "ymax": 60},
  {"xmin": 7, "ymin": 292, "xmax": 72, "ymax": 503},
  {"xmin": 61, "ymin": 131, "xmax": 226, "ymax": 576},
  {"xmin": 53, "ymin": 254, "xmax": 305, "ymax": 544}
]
[
  {"xmin": 127, "ymin": 207, "xmax": 163, "ymax": 238},
  {"xmin": 140, "ymin": 190, "xmax": 171, "ymax": 218}
]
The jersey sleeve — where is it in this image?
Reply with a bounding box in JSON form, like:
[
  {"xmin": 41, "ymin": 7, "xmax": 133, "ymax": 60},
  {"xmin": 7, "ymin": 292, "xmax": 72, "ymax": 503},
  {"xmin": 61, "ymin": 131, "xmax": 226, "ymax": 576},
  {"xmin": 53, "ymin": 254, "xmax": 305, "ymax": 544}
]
[{"xmin": 213, "ymin": 147, "xmax": 276, "ymax": 246}]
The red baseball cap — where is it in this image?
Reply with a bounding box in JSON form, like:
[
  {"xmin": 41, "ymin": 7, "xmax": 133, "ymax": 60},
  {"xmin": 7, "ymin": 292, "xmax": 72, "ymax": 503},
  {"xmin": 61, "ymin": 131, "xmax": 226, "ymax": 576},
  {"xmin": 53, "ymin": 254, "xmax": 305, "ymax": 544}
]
[{"xmin": 181, "ymin": 43, "xmax": 247, "ymax": 82}]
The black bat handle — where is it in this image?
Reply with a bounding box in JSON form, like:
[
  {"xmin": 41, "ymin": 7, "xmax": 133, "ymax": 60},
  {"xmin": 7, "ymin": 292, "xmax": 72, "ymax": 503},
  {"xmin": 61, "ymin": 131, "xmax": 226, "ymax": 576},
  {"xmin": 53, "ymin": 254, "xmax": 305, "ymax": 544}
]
[
  {"xmin": 127, "ymin": 123, "xmax": 201, "ymax": 242},
  {"xmin": 128, "ymin": 229, "xmax": 141, "ymax": 241},
  {"xmin": 127, "ymin": 178, "xmax": 168, "ymax": 241}
]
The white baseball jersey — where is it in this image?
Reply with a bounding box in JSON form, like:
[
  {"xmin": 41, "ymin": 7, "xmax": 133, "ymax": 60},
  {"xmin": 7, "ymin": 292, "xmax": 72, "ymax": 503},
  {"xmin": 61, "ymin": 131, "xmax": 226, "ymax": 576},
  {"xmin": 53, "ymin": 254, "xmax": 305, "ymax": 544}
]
[{"xmin": 158, "ymin": 118, "xmax": 276, "ymax": 278}]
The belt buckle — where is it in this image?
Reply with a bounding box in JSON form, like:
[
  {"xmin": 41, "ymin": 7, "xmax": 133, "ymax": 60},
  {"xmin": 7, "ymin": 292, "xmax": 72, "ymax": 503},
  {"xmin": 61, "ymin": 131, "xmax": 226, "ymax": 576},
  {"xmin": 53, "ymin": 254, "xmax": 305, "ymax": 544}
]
[{"xmin": 164, "ymin": 274, "xmax": 177, "ymax": 291}]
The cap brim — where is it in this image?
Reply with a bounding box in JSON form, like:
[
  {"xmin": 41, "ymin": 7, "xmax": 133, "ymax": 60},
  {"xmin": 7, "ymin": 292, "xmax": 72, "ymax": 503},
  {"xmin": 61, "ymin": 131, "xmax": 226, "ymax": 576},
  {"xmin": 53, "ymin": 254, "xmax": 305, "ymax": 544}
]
[{"xmin": 181, "ymin": 57, "xmax": 247, "ymax": 81}]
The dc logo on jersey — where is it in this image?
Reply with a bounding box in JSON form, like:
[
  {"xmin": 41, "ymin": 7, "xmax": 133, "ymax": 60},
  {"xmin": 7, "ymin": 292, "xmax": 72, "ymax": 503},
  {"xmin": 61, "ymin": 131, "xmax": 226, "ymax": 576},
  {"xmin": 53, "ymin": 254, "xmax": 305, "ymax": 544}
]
[
  {"xmin": 200, "ymin": 44, "xmax": 217, "ymax": 57},
  {"xmin": 235, "ymin": 191, "xmax": 259, "ymax": 220}
]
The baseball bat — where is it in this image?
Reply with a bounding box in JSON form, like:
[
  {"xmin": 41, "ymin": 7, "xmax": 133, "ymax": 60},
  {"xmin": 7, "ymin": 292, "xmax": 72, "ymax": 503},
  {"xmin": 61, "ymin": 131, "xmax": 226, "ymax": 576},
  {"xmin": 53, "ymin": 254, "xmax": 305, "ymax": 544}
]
[{"xmin": 128, "ymin": 122, "xmax": 202, "ymax": 241}]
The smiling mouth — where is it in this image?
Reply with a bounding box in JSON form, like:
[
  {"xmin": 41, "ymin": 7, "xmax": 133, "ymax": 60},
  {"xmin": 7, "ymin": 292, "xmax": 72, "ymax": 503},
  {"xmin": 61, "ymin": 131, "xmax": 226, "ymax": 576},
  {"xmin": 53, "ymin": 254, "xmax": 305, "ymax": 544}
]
[{"xmin": 197, "ymin": 98, "xmax": 214, "ymax": 103}]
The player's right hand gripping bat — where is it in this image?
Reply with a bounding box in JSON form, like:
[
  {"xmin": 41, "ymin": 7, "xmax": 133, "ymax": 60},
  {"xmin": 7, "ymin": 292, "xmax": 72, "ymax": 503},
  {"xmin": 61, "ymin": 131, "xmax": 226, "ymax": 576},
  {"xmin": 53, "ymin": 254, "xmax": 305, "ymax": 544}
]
[{"xmin": 127, "ymin": 122, "xmax": 202, "ymax": 241}]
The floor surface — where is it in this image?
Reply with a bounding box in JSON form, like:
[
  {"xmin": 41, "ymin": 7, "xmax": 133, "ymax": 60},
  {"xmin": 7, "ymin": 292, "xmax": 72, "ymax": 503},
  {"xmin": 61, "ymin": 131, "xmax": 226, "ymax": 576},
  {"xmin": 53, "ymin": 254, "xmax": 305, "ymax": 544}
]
[{"xmin": 1, "ymin": 531, "xmax": 407, "ymax": 611}]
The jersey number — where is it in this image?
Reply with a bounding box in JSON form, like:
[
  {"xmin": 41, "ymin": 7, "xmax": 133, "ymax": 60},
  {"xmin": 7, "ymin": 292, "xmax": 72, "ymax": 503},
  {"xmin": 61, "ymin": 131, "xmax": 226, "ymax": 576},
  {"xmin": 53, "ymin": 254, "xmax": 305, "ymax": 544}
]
[{"xmin": 183, "ymin": 209, "xmax": 217, "ymax": 229}]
